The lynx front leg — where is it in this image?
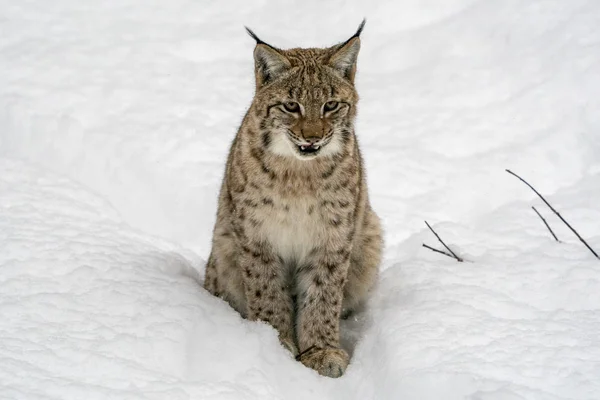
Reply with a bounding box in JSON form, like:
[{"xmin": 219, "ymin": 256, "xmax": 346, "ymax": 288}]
[
  {"xmin": 239, "ymin": 241, "xmax": 297, "ymax": 356},
  {"xmin": 296, "ymin": 251, "xmax": 351, "ymax": 378}
]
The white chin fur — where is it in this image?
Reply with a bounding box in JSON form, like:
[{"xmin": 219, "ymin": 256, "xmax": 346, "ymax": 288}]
[{"xmin": 269, "ymin": 131, "xmax": 344, "ymax": 160}]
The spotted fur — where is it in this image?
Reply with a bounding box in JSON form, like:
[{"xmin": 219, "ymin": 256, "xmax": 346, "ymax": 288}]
[{"xmin": 204, "ymin": 20, "xmax": 382, "ymax": 378}]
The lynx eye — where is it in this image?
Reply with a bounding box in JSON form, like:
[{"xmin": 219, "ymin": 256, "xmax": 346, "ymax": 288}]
[
  {"xmin": 282, "ymin": 101, "xmax": 300, "ymax": 113},
  {"xmin": 323, "ymin": 101, "xmax": 339, "ymax": 113}
]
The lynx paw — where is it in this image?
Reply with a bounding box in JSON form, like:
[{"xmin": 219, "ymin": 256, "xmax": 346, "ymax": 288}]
[{"xmin": 297, "ymin": 347, "xmax": 349, "ymax": 378}]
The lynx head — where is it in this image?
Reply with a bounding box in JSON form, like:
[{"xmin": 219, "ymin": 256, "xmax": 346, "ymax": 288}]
[{"xmin": 246, "ymin": 21, "xmax": 365, "ymax": 161}]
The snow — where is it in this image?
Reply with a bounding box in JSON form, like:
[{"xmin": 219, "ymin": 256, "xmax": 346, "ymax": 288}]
[{"xmin": 1, "ymin": 0, "xmax": 600, "ymax": 399}]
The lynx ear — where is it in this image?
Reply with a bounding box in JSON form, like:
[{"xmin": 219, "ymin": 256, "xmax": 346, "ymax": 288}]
[
  {"xmin": 328, "ymin": 19, "xmax": 365, "ymax": 83},
  {"xmin": 246, "ymin": 27, "xmax": 291, "ymax": 89}
]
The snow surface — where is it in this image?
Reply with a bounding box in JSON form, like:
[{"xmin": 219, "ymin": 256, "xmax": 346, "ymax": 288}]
[{"xmin": 1, "ymin": 0, "xmax": 600, "ymax": 399}]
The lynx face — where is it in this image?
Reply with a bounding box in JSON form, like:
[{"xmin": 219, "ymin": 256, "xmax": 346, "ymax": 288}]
[{"xmin": 247, "ymin": 27, "xmax": 362, "ymax": 160}]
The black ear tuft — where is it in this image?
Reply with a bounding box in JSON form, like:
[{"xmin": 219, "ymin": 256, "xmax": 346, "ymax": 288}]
[
  {"xmin": 353, "ymin": 18, "xmax": 366, "ymax": 39},
  {"xmin": 245, "ymin": 27, "xmax": 265, "ymax": 45},
  {"xmin": 339, "ymin": 19, "xmax": 366, "ymax": 47}
]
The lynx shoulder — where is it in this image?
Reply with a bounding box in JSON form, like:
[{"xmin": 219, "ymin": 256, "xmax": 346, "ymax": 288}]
[{"xmin": 204, "ymin": 20, "xmax": 382, "ymax": 378}]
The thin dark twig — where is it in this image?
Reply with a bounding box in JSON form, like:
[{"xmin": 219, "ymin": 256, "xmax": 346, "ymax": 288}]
[
  {"xmin": 422, "ymin": 243, "xmax": 456, "ymax": 259},
  {"xmin": 532, "ymin": 206, "xmax": 560, "ymax": 242},
  {"xmin": 424, "ymin": 221, "xmax": 464, "ymax": 262},
  {"xmin": 506, "ymin": 169, "xmax": 599, "ymax": 259},
  {"xmin": 295, "ymin": 346, "xmax": 317, "ymax": 361}
]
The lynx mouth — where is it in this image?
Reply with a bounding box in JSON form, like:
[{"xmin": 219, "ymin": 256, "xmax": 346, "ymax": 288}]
[{"xmin": 297, "ymin": 144, "xmax": 321, "ymax": 156}]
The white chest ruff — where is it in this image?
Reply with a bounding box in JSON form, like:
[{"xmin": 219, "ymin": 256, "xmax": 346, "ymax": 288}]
[{"xmin": 257, "ymin": 197, "xmax": 323, "ymax": 265}]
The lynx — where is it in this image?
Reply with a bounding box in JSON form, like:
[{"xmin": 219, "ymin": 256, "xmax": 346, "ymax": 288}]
[{"xmin": 204, "ymin": 20, "xmax": 382, "ymax": 378}]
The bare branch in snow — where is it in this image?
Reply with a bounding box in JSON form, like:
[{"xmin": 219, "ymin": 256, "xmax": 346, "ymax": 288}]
[
  {"xmin": 506, "ymin": 169, "xmax": 599, "ymax": 260},
  {"xmin": 532, "ymin": 206, "xmax": 560, "ymax": 242},
  {"xmin": 424, "ymin": 221, "xmax": 464, "ymax": 262},
  {"xmin": 422, "ymin": 243, "xmax": 457, "ymax": 260}
]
